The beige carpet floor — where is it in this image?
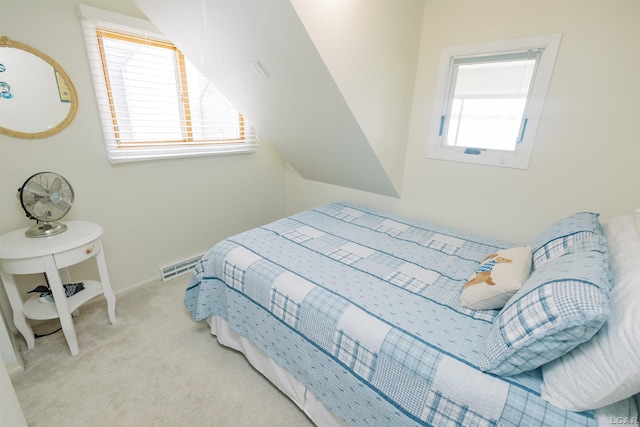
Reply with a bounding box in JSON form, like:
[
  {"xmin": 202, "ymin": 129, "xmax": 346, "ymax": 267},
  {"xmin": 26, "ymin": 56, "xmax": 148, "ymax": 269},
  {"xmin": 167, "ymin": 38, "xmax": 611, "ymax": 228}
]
[{"xmin": 10, "ymin": 275, "xmax": 314, "ymax": 427}]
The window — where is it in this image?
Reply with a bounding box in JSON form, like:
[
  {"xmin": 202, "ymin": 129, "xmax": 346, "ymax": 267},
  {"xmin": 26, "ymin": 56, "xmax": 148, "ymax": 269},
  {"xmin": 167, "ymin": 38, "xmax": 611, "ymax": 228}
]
[
  {"xmin": 426, "ymin": 34, "xmax": 561, "ymax": 169},
  {"xmin": 79, "ymin": 5, "xmax": 257, "ymax": 163}
]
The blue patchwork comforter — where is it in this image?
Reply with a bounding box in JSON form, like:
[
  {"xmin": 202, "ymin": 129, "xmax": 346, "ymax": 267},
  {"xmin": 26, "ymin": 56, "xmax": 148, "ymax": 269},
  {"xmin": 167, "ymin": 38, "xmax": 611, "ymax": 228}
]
[{"xmin": 184, "ymin": 203, "xmax": 612, "ymax": 426}]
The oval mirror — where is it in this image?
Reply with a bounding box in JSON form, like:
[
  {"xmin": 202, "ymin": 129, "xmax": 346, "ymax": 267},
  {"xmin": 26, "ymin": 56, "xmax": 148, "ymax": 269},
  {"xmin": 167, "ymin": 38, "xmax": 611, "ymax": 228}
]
[{"xmin": 0, "ymin": 36, "xmax": 78, "ymax": 139}]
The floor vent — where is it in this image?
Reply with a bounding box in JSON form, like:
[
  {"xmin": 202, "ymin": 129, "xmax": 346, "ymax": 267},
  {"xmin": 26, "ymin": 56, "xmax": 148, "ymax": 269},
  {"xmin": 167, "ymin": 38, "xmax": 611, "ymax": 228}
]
[{"xmin": 160, "ymin": 255, "xmax": 202, "ymax": 281}]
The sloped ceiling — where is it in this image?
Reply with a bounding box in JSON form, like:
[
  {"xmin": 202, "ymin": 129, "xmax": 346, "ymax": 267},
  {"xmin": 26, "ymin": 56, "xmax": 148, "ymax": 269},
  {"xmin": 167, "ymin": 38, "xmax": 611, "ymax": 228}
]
[{"xmin": 132, "ymin": 0, "xmax": 423, "ymax": 197}]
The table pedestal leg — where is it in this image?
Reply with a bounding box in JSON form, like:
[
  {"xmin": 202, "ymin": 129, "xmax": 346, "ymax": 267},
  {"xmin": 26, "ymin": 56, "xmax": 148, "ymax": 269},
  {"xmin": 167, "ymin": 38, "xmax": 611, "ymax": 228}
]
[
  {"xmin": 0, "ymin": 271, "xmax": 35, "ymax": 349},
  {"xmin": 43, "ymin": 256, "xmax": 79, "ymax": 356},
  {"xmin": 96, "ymin": 245, "xmax": 117, "ymax": 325}
]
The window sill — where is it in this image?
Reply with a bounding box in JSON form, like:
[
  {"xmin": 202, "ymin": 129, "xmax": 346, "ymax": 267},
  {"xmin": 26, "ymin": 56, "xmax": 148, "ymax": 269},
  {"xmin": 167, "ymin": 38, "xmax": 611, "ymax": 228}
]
[
  {"xmin": 426, "ymin": 146, "xmax": 529, "ymax": 170},
  {"xmin": 106, "ymin": 142, "xmax": 257, "ymax": 164}
]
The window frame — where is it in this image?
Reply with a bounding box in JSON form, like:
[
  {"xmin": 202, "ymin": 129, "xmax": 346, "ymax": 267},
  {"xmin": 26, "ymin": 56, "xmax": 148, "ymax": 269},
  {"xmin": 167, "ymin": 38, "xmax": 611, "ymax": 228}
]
[
  {"xmin": 426, "ymin": 34, "xmax": 562, "ymax": 169},
  {"xmin": 79, "ymin": 4, "xmax": 257, "ymax": 163}
]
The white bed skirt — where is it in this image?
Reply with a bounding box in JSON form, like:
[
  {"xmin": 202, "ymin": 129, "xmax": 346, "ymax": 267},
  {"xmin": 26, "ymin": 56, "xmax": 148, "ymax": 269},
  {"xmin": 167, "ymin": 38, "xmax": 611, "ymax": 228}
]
[
  {"xmin": 208, "ymin": 316, "xmax": 638, "ymax": 427},
  {"xmin": 207, "ymin": 315, "xmax": 348, "ymax": 427}
]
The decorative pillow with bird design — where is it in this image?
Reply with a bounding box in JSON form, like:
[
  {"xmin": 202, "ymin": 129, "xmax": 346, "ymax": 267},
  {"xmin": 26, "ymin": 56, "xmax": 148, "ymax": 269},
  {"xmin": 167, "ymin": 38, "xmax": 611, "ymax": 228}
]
[{"xmin": 461, "ymin": 246, "xmax": 532, "ymax": 310}]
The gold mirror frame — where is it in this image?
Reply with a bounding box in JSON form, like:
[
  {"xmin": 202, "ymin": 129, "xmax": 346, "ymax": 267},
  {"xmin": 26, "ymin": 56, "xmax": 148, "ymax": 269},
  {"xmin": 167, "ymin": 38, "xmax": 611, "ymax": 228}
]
[{"xmin": 0, "ymin": 36, "xmax": 78, "ymax": 139}]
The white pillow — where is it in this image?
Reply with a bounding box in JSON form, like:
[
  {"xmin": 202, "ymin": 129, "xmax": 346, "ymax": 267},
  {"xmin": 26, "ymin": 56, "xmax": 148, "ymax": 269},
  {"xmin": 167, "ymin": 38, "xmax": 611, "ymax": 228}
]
[
  {"xmin": 541, "ymin": 215, "xmax": 640, "ymax": 411},
  {"xmin": 460, "ymin": 246, "xmax": 532, "ymax": 310}
]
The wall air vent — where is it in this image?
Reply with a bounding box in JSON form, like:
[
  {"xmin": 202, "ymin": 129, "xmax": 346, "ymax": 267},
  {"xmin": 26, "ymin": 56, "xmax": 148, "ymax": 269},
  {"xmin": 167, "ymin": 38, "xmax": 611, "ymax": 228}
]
[{"xmin": 160, "ymin": 255, "xmax": 202, "ymax": 281}]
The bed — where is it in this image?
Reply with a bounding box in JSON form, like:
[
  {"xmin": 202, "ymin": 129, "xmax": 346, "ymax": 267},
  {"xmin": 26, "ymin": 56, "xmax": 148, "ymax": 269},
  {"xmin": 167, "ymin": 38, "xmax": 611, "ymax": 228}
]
[{"xmin": 184, "ymin": 202, "xmax": 640, "ymax": 426}]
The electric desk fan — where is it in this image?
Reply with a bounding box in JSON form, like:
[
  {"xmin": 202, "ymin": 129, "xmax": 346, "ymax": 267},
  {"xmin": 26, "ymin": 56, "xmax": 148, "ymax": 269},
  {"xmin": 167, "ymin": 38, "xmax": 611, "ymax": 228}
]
[{"xmin": 17, "ymin": 172, "xmax": 74, "ymax": 237}]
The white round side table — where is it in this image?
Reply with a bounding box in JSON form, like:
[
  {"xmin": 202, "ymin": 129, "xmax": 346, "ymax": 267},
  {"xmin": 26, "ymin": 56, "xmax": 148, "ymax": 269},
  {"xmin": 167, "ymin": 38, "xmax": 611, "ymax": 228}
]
[{"xmin": 0, "ymin": 221, "xmax": 117, "ymax": 355}]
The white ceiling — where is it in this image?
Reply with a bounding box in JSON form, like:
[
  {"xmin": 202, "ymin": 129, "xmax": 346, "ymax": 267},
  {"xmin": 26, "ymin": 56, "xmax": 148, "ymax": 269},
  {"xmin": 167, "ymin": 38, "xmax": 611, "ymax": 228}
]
[{"xmin": 133, "ymin": 0, "xmax": 420, "ymax": 197}]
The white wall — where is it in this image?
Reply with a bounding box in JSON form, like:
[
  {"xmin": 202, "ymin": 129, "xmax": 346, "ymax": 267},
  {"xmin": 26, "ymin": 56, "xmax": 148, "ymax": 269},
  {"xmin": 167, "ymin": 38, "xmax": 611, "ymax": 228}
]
[
  {"xmin": 0, "ymin": 0, "xmax": 287, "ymax": 298},
  {"xmin": 292, "ymin": 0, "xmax": 423, "ymax": 193},
  {"xmin": 288, "ymin": 0, "xmax": 640, "ymax": 245}
]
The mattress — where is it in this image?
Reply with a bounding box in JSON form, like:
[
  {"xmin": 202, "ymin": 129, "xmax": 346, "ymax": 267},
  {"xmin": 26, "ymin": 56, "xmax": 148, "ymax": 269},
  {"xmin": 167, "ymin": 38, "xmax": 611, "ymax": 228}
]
[{"xmin": 185, "ymin": 202, "xmax": 637, "ymax": 426}]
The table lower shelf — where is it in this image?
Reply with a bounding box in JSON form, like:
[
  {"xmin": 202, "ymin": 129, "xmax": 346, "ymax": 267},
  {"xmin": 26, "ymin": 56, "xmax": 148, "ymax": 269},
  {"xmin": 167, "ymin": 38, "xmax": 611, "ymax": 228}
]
[{"xmin": 22, "ymin": 280, "xmax": 103, "ymax": 321}]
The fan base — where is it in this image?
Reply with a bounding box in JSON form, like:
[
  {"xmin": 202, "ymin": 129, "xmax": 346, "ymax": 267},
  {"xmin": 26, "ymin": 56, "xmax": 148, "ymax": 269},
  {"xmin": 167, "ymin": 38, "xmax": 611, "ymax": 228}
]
[{"xmin": 25, "ymin": 222, "xmax": 68, "ymax": 238}]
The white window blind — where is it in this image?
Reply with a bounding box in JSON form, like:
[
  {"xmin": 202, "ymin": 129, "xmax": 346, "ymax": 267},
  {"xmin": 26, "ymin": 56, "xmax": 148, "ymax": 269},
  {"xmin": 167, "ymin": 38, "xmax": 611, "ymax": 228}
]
[{"xmin": 79, "ymin": 5, "xmax": 257, "ymax": 163}]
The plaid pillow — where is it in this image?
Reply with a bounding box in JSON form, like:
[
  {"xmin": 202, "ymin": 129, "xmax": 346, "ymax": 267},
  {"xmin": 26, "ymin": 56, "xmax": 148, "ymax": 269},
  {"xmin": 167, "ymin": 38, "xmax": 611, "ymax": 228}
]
[
  {"xmin": 478, "ymin": 250, "xmax": 612, "ymax": 376},
  {"xmin": 530, "ymin": 212, "xmax": 606, "ymax": 270}
]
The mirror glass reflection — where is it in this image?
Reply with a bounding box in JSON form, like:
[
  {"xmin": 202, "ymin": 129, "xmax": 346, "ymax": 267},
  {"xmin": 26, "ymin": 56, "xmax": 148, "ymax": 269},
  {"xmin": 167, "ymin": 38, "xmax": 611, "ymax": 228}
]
[{"xmin": 0, "ymin": 37, "xmax": 78, "ymax": 139}]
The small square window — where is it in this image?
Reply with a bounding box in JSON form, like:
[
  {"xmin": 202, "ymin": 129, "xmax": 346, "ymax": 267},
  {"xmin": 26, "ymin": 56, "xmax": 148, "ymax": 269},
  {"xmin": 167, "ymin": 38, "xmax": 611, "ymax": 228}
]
[{"xmin": 427, "ymin": 34, "xmax": 562, "ymax": 169}]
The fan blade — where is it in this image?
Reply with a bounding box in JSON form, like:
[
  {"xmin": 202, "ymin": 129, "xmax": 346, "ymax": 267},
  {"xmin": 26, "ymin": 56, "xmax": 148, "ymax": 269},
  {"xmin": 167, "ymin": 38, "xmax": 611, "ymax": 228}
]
[
  {"xmin": 46, "ymin": 204, "xmax": 66, "ymax": 220},
  {"xmin": 49, "ymin": 177, "xmax": 62, "ymax": 193},
  {"xmin": 59, "ymin": 193, "xmax": 74, "ymax": 204},
  {"xmin": 54, "ymin": 199, "xmax": 72, "ymax": 212},
  {"xmin": 32, "ymin": 199, "xmax": 51, "ymax": 218},
  {"xmin": 22, "ymin": 181, "xmax": 49, "ymax": 197}
]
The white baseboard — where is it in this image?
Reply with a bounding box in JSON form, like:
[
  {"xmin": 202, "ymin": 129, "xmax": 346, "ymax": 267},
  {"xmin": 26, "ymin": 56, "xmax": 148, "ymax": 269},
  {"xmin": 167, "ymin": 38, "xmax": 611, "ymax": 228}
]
[
  {"xmin": 1, "ymin": 359, "xmax": 28, "ymax": 426},
  {"xmin": 6, "ymin": 359, "xmax": 24, "ymax": 377},
  {"xmin": 113, "ymin": 276, "xmax": 160, "ymax": 298}
]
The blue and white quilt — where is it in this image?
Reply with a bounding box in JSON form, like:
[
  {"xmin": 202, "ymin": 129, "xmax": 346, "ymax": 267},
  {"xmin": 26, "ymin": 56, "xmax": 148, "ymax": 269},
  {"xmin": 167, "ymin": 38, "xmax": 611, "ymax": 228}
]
[{"xmin": 185, "ymin": 203, "xmax": 613, "ymax": 426}]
